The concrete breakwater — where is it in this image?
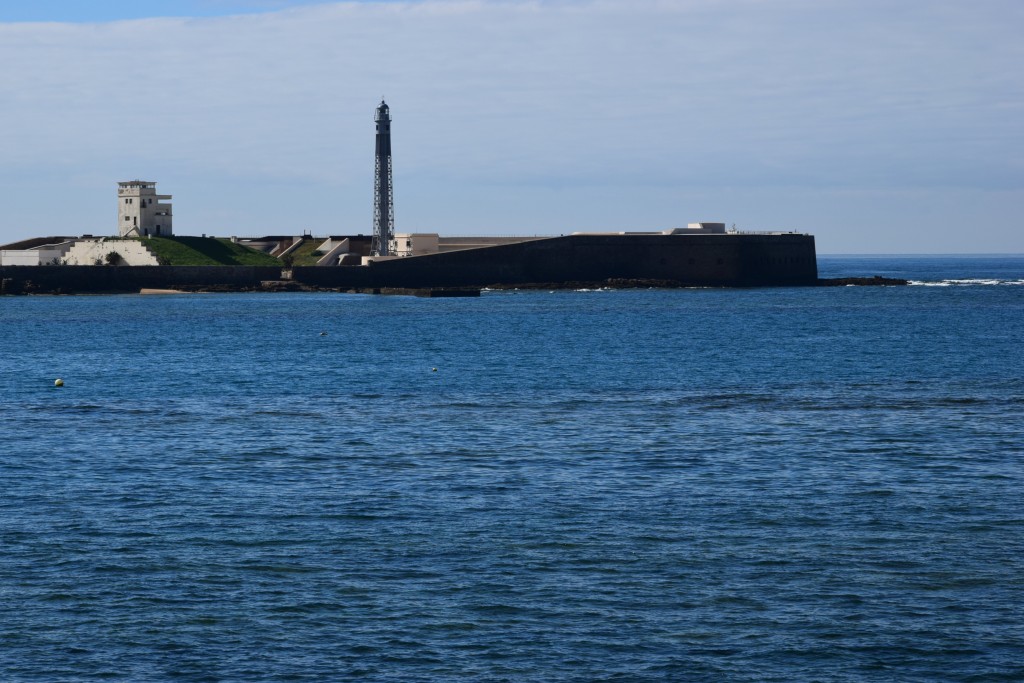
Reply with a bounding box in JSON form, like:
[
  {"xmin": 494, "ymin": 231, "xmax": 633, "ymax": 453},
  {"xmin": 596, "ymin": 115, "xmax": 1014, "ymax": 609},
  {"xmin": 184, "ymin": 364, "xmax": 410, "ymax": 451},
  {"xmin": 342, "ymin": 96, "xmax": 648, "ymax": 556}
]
[{"xmin": 1, "ymin": 233, "xmax": 820, "ymax": 295}]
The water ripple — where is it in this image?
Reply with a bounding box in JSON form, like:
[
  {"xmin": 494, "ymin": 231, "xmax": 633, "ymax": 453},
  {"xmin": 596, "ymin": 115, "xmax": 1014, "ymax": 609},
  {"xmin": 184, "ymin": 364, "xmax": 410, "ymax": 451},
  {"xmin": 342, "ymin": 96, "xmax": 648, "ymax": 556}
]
[{"xmin": 2, "ymin": 266, "xmax": 1023, "ymax": 681}]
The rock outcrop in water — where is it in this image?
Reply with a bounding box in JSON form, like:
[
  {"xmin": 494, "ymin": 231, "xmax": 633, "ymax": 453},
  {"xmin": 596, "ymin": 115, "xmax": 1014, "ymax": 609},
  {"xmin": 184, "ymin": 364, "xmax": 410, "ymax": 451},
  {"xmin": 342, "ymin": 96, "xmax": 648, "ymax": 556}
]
[{"xmin": 817, "ymin": 276, "xmax": 909, "ymax": 286}]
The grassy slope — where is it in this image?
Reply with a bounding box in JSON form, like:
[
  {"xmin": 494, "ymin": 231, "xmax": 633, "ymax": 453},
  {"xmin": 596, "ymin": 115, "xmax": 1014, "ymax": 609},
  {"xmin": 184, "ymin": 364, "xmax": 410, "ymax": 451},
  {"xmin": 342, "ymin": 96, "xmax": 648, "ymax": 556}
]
[
  {"xmin": 140, "ymin": 237, "xmax": 281, "ymax": 266},
  {"xmin": 288, "ymin": 239, "xmax": 326, "ymax": 266}
]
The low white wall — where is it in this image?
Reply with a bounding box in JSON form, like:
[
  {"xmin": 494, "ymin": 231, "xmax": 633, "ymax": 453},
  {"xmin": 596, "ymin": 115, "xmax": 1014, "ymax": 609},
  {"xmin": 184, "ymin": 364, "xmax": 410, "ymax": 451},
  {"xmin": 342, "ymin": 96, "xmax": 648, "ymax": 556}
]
[{"xmin": 64, "ymin": 239, "xmax": 160, "ymax": 266}]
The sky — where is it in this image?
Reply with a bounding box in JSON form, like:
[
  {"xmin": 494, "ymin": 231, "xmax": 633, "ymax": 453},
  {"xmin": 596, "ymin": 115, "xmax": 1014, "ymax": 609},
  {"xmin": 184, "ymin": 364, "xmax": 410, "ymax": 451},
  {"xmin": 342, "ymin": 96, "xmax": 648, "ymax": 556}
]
[{"xmin": 0, "ymin": 0, "xmax": 1021, "ymax": 253}]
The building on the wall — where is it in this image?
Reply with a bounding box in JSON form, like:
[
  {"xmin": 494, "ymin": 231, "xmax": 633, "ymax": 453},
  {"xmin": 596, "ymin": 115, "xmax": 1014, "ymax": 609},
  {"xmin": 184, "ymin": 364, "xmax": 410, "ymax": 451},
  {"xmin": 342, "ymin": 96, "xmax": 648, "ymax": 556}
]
[
  {"xmin": 393, "ymin": 233, "xmax": 439, "ymax": 257},
  {"xmin": 117, "ymin": 181, "xmax": 173, "ymax": 237}
]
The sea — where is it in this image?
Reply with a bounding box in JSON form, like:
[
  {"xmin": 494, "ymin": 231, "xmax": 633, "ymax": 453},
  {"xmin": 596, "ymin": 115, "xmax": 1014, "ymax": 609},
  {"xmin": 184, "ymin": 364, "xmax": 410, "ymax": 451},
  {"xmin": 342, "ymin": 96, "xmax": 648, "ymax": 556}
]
[{"xmin": 1, "ymin": 255, "xmax": 1022, "ymax": 682}]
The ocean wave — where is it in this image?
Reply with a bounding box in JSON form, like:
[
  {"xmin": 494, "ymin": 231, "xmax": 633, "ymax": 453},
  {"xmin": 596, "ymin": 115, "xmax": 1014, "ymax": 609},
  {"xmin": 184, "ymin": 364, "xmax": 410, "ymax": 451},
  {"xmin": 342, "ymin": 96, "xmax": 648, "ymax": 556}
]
[{"xmin": 909, "ymin": 278, "xmax": 1024, "ymax": 287}]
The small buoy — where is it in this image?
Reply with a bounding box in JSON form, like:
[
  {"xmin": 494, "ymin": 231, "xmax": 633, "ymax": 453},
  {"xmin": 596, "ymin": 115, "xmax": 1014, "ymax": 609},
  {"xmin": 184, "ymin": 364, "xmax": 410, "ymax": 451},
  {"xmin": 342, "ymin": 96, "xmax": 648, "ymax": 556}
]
[
  {"xmin": 431, "ymin": 367, "xmax": 437, "ymax": 372},
  {"xmin": 54, "ymin": 378, "xmax": 64, "ymax": 387}
]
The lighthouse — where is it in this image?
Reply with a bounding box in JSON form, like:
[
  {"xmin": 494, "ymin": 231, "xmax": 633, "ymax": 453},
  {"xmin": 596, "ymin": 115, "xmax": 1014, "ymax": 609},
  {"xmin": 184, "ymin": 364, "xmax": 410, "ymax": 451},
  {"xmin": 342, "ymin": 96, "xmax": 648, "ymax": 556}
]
[{"xmin": 372, "ymin": 99, "xmax": 395, "ymax": 257}]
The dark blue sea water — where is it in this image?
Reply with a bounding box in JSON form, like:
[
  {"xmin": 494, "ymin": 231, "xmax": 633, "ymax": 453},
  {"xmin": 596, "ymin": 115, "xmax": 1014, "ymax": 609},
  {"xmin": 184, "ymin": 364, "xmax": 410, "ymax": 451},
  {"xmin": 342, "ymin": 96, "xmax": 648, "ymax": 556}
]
[{"xmin": 2, "ymin": 256, "xmax": 1022, "ymax": 681}]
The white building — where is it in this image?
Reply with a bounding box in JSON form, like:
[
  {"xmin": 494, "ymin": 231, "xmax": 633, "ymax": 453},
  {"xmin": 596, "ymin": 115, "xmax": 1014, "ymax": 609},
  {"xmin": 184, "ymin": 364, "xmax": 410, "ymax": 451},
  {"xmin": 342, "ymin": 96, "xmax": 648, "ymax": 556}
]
[
  {"xmin": 393, "ymin": 233, "xmax": 440, "ymax": 257},
  {"xmin": 118, "ymin": 181, "xmax": 173, "ymax": 237}
]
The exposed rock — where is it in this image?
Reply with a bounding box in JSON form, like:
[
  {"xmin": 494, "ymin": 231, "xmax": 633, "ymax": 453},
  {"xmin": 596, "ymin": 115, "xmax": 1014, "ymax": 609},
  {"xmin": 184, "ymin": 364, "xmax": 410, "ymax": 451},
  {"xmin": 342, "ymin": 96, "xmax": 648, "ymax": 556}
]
[{"xmin": 817, "ymin": 276, "xmax": 908, "ymax": 286}]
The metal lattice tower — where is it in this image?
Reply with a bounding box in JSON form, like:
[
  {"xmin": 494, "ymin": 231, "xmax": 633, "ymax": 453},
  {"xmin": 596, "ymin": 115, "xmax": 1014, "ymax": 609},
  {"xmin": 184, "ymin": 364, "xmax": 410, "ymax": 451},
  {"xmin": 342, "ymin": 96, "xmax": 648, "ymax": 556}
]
[{"xmin": 372, "ymin": 99, "xmax": 395, "ymax": 257}]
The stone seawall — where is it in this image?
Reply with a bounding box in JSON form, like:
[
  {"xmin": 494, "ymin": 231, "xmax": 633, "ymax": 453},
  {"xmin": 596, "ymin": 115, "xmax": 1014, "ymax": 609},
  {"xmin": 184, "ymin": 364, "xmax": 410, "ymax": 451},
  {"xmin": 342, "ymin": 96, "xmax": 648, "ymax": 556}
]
[{"xmin": 1, "ymin": 265, "xmax": 281, "ymax": 294}]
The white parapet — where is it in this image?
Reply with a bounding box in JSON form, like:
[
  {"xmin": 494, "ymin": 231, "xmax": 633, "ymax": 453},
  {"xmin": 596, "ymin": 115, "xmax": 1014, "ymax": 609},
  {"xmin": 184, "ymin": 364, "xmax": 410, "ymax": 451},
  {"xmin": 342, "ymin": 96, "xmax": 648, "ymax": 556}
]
[
  {"xmin": 683, "ymin": 223, "xmax": 727, "ymax": 233},
  {"xmin": 362, "ymin": 255, "xmax": 400, "ymax": 265}
]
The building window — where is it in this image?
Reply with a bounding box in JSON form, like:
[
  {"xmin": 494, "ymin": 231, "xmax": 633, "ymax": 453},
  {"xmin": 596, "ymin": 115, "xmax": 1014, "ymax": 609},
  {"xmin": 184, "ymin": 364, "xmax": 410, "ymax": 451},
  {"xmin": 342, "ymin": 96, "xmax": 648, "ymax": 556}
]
[{"xmin": 124, "ymin": 216, "xmax": 130, "ymax": 221}]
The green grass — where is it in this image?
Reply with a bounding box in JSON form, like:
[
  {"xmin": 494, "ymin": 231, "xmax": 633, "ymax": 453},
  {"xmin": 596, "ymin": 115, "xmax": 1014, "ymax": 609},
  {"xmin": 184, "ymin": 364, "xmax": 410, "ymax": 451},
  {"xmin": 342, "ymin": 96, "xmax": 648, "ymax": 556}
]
[
  {"xmin": 138, "ymin": 237, "xmax": 281, "ymax": 266},
  {"xmin": 287, "ymin": 238, "xmax": 327, "ymax": 266}
]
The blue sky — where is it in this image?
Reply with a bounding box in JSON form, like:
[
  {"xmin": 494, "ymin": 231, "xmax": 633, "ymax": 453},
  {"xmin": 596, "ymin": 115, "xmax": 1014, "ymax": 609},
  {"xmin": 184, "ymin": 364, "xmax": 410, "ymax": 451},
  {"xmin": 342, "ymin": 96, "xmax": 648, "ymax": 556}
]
[
  {"xmin": 0, "ymin": 0, "xmax": 1021, "ymax": 252},
  {"xmin": 0, "ymin": 1, "xmax": 345, "ymax": 22}
]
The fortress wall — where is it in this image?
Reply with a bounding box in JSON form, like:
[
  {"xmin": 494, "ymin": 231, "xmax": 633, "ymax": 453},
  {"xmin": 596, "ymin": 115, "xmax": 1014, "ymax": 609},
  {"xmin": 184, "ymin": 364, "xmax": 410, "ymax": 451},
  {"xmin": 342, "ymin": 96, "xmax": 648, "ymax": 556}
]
[
  {"xmin": 293, "ymin": 233, "xmax": 818, "ymax": 289},
  {"xmin": 0, "ymin": 265, "xmax": 281, "ymax": 294},
  {"xmin": 1, "ymin": 234, "xmax": 817, "ymax": 294}
]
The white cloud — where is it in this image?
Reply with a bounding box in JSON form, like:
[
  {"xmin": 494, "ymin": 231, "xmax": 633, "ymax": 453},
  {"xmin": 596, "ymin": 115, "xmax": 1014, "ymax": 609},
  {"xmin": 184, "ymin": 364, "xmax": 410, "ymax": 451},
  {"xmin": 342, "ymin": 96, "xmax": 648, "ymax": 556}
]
[{"xmin": 0, "ymin": 0, "xmax": 1021, "ymax": 250}]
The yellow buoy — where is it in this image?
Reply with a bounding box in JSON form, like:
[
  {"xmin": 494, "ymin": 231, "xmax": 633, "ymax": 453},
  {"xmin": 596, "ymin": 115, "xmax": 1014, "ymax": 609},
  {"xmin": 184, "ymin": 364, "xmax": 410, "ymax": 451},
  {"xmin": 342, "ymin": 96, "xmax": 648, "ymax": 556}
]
[{"xmin": 54, "ymin": 378, "xmax": 64, "ymax": 387}]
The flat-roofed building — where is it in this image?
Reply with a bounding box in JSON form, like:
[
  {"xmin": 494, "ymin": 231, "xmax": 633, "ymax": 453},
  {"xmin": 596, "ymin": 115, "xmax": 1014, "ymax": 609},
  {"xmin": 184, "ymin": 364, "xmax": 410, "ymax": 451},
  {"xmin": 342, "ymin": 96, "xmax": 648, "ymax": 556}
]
[{"xmin": 118, "ymin": 181, "xmax": 173, "ymax": 237}]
